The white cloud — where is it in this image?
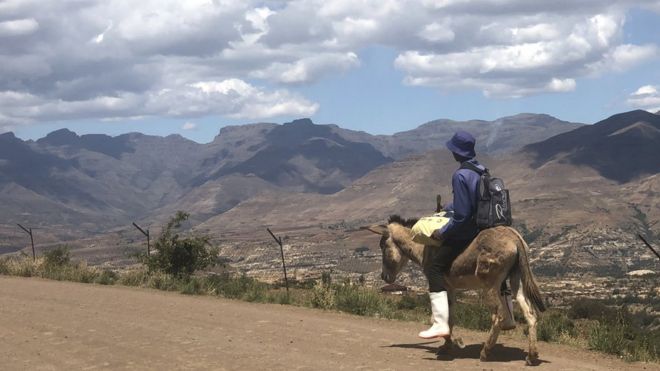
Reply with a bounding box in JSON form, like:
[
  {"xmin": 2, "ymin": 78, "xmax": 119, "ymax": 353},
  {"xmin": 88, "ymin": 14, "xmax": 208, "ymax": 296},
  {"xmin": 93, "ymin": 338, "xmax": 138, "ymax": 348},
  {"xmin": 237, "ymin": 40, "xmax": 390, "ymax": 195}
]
[
  {"xmin": 0, "ymin": 0, "xmax": 659, "ymax": 129},
  {"xmin": 0, "ymin": 18, "xmax": 39, "ymax": 36},
  {"xmin": 182, "ymin": 122, "xmax": 197, "ymax": 130},
  {"xmin": 418, "ymin": 22, "xmax": 455, "ymax": 43},
  {"xmin": 250, "ymin": 53, "xmax": 359, "ymax": 83},
  {"xmin": 627, "ymin": 84, "xmax": 660, "ymax": 112},
  {"xmin": 0, "ymin": 79, "xmax": 318, "ymax": 123}
]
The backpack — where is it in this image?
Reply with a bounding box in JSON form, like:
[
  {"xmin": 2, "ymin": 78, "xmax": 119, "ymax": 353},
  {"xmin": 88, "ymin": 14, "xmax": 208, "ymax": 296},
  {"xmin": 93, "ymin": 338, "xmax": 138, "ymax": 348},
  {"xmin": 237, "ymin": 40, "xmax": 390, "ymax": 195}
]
[{"xmin": 460, "ymin": 161, "xmax": 513, "ymax": 229}]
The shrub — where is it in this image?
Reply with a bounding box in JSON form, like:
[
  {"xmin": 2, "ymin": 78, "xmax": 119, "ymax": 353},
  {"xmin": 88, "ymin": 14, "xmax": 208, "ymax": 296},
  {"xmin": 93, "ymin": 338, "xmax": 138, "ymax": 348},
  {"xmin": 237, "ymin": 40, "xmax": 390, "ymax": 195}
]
[
  {"xmin": 334, "ymin": 285, "xmax": 393, "ymax": 317},
  {"xmin": 118, "ymin": 269, "xmax": 149, "ymax": 286},
  {"xmin": 453, "ymin": 301, "xmax": 492, "ymax": 331},
  {"xmin": 146, "ymin": 272, "xmax": 178, "ymax": 291},
  {"xmin": 0, "ymin": 257, "xmax": 40, "ymax": 277},
  {"xmin": 311, "ymin": 280, "xmax": 335, "ymax": 309},
  {"xmin": 397, "ymin": 293, "xmax": 429, "ymax": 312},
  {"xmin": 43, "ymin": 261, "xmax": 99, "ymax": 283},
  {"xmin": 0, "ymin": 257, "xmax": 8, "ymax": 275},
  {"xmin": 266, "ymin": 290, "xmax": 291, "ymax": 305},
  {"xmin": 43, "ymin": 246, "xmax": 71, "ymax": 267},
  {"xmin": 180, "ymin": 277, "xmax": 204, "ymax": 295},
  {"xmin": 206, "ymin": 273, "xmax": 268, "ymax": 301},
  {"xmin": 586, "ymin": 308, "xmax": 659, "ymax": 362},
  {"xmin": 588, "ymin": 320, "xmax": 627, "ymax": 356},
  {"xmin": 538, "ymin": 310, "xmax": 576, "ymax": 342},
  {"xmin": 95, "ymin": 269, "xmax": 118, "ymax": 285},
  {"xmin": 568, "ymin": 299, "xmax": 617, "ymax": 322},
  {"xmin": 141, "ymin": 211, "xmax": 219, "ymax": 277}
]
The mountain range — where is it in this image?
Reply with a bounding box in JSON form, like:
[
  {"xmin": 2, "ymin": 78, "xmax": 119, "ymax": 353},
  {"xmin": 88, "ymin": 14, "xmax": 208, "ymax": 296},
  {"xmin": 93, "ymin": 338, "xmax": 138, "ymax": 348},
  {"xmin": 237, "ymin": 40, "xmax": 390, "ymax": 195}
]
[
  {"xmin": 1, "ymin": 110, "xmax": 658, "ymax": 276},
  {"xmin": 0, "ymin": 113, "xmax": 581, "ymax": 232}
]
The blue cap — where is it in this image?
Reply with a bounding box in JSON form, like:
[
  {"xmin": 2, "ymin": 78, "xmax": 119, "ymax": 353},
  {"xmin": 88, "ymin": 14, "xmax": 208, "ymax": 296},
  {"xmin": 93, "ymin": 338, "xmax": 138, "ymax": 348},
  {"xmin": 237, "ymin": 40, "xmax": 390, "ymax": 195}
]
[{"xmin": 446, "ymin": 130, "xmax": 476, "ymax": 159}]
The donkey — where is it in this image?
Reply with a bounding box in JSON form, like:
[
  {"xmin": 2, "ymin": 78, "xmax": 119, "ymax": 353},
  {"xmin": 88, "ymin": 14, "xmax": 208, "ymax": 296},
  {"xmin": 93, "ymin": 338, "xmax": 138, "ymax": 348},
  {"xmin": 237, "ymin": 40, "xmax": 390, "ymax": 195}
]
[{"xmin": 364, "ymin": 215, "xmax": 546, "ymax": 365}]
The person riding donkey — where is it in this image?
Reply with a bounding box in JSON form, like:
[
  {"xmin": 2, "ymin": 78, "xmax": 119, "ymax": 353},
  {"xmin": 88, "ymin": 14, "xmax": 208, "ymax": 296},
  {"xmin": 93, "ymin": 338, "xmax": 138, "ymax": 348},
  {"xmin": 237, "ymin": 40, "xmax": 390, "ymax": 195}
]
[{"xmin": 419, "ymin": 130, "xmax": 516, "ymax": 339}]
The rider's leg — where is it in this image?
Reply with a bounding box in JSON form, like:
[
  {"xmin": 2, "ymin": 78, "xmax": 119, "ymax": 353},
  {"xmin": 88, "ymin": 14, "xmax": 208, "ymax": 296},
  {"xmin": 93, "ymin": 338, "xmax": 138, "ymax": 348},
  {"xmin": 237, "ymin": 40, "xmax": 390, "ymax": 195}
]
[
  {"xmin": 499, "ymin": 280, "xmax": 516, "ymax": 330},
  {"xmin": 419, "ymin": 241, "xmax": 465, "ymax": 339}
]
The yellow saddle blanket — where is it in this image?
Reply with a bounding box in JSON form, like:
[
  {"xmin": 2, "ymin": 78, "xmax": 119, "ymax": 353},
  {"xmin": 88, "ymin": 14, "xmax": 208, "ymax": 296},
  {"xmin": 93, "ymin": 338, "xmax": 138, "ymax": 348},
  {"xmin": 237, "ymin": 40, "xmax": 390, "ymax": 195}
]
[{"xmin": 411, "ymin": 212, "xmax": 451, "ymax": 247}]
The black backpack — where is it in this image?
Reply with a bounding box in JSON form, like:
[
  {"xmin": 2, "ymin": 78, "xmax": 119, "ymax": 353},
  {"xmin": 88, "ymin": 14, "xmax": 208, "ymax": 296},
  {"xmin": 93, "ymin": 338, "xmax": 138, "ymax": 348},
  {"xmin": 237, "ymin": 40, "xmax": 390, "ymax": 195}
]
[{"xmin": 460, "ymin": 162, "xmax": 513, "ymax": 229}]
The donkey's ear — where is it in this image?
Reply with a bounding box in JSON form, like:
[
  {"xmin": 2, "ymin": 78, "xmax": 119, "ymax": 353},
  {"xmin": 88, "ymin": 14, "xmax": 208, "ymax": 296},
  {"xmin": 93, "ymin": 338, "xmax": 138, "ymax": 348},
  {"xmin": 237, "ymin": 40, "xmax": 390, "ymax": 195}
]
[{"xmin": 361, "ymin": 224, "xmax": 389, "ymax": 236}]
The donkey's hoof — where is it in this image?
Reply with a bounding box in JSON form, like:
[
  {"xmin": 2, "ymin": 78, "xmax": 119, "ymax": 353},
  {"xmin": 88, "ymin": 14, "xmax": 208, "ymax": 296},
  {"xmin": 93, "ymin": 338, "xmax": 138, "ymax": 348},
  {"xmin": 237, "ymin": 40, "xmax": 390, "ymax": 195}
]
[
  {"xmin": 525, "ymin": 353, "xmax": 540, "ymax": 366},
  {"xmin": 453, "ymin": 337, "xmax": 465, "ymax": 349},
  {"xmin": 480, "ymin": 348, "xmax": 489, "ymax": 362}
]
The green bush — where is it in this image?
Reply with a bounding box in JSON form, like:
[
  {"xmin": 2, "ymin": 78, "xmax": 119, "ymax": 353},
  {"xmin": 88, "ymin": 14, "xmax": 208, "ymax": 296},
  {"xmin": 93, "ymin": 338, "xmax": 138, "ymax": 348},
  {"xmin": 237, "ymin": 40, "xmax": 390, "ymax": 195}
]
[
  {"xmin": 118, "ymin": 269, "xmax": 149, "ymax": 286},
  {"xmin": 588, "ymin": 320, "xmax": 628, "ymax": 356},
  {"xmin": 180, "ymin": 277, "xmax": 204, "ymax": 295},
  {"xmin": 141, "ymin": 211, "xmax": 219, "ymax": 277},
  {"xmin": 0, "ymin": 257, "xmax": 8, "ymax": 275},
  {"xmin": 146, "ymin": 272, "xmax": 178, "ymax": 291},
  {"xmin": 43, "ymin": 246, "xmax": 71, "ymax": 267},
  {"xmin": 95, "ymin": 269, "xmax": 118, "ymax": 285},
  {"xmin": 453, "ymin": 301, "xmax": 492, "ymax": 331},
  {"xmin": 311, "ymin": 280, "xmax": 335, "ymax": 309},
  {"xmin": 42, "ymin": 262, "xmax": 99, "ymax": 283},
  {"xmin": 587, "ymin": 308, "xmax": 659, "ymax": 362},
  {"xmin": 0, "ymin": 256, "xmax": 39, "ymax": 277},
  {"xmin": 537, "ymin": 310, "xmax": 576, "ymax": 342},
  {"xmin": 397, "ymin": 293, "xmax": 430, "ymax": 312},
  {"xmin": 569, "ymin": 299, "xmax": 617, "ymax": 322},
  {"xmin": 334, "ymin": 285, "xmax": 394, "ymax": 317},
  {"xmin": 266, "ymin": 290, "xmax": 291, "ymax": 305},
  {"xmin": 206, "ymin": 273, "xmax": 268, "ymax": 301}
]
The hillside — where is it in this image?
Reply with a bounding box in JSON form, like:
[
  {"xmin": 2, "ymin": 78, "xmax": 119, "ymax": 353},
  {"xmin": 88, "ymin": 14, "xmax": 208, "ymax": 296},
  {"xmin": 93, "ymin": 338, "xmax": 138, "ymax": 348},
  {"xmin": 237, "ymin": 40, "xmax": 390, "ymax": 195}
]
[{"xmin": 525, "ymin": 110, "xmax": 660, "ymax": 182}]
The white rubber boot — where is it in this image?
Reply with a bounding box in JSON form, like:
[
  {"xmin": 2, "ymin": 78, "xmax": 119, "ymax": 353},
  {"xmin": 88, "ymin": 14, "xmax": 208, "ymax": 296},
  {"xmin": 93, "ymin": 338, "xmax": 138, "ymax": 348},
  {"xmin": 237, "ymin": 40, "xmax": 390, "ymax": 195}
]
[
  {"xmin": 500, "ymin": 293, "xmax": 516, "ymax": 330},
  {"xmin": 418, "ymin": 292, "xmax": 450, "ymax": 339}
]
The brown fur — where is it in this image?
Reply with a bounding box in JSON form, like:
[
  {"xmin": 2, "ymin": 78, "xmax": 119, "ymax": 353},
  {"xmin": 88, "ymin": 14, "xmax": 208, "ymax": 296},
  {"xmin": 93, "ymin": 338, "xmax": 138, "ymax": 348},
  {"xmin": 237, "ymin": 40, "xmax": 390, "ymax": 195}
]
[{"xmin": 365, "ymin": 221, "xmax": 545, "ymax": 365}]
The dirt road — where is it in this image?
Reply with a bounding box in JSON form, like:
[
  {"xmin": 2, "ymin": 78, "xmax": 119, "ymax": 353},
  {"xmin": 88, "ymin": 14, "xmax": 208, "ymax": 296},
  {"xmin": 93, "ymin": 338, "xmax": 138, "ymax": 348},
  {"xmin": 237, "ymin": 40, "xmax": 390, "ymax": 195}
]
[{"xmin": 0, "ymin": 277, "xmax": 656, "ymax": 371}]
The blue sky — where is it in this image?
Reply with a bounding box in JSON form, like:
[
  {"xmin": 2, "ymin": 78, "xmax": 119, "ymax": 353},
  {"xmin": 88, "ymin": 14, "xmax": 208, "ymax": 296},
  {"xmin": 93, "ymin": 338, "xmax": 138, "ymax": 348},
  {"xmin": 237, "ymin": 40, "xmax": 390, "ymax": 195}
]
[{"xmin": 2, "ymin": 1, "xmax": 660, "ymax": 143}]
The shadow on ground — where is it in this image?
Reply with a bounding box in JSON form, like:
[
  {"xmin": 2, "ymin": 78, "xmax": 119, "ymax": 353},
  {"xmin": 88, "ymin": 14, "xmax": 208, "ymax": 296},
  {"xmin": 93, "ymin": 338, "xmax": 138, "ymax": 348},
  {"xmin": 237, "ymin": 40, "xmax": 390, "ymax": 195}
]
[{"xmin": 386, "ymin": 341, "xmax": 550, "ymax": 365}]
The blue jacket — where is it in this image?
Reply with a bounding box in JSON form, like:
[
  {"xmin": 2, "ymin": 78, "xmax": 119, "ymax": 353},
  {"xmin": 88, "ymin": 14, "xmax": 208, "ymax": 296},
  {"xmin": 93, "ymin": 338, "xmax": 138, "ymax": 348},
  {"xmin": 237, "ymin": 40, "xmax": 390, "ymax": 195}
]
[{"xmin": 439, "ymin": 159, "xmax": 485, "ymax": 242}]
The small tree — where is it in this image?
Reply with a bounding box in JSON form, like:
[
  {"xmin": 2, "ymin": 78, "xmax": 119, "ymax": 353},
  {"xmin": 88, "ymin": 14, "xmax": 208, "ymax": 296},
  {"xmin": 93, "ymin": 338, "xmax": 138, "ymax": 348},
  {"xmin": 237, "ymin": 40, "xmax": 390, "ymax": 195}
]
[{"xmin": 142, "ymin": 211, "xmax": 218, "ymax": 276}]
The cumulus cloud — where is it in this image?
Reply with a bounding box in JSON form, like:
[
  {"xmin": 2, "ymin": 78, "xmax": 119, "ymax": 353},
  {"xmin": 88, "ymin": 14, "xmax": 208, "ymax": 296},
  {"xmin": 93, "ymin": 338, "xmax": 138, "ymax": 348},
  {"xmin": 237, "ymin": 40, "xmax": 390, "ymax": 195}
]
[
  {"xmin": 0, "ymin": 0, "xmax": 659, "ymax": 129},
  {"xmin": 0, "ymin": 79, "xmax": 318, "ymax": 122},
  {"xmin": 627, "ymin": 85, "xmax": 660, "ymax": 112}
]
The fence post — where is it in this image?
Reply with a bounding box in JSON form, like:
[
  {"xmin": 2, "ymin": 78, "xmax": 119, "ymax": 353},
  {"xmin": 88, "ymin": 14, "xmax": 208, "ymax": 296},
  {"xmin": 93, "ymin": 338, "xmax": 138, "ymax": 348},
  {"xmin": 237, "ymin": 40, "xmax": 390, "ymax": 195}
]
[
  {"xmin": 267, "ymin": 228, "xmax": 289, "ymax": 296},
  {"xmin": 17, "ymin": 224, "xmax": 35, "ymax": 261},
  {"xmin": 132, "ymin": 222, "xmax": 151, "ymax": 256},
  {"xmin": 638, "ymin": 234, "xmax": 660, "ymax": 261}
]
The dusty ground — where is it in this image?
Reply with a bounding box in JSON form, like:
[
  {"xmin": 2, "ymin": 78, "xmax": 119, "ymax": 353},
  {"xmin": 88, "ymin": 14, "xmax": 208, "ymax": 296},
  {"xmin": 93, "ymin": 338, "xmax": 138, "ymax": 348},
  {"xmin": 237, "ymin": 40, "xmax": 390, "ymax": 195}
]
[{"xmin": 0, "ymin": 276, "xmax": 657, "ymax": 371}]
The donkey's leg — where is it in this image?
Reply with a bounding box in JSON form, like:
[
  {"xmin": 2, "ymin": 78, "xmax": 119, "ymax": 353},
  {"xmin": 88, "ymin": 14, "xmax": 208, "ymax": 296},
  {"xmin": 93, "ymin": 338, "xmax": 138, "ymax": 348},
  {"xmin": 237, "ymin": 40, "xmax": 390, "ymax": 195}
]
[
  {"xmin": 516, "ymin": 283, "xmax": 540, "ymax": 366},
  {"xmin": 447, "ymin": 290, "xmax": 465, "ymax": 348},
  {"xmin": 480, "ymin": 290, "xmax": 502, "ymax": 361}
]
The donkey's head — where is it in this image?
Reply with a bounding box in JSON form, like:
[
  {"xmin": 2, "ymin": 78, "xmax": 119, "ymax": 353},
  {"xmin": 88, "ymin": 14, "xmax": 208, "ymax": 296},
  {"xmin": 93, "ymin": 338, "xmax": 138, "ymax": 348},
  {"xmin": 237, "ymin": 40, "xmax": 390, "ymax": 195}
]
[{"xmin": 363, "ymin": 217, "xmax": 416, "ymax": 284}]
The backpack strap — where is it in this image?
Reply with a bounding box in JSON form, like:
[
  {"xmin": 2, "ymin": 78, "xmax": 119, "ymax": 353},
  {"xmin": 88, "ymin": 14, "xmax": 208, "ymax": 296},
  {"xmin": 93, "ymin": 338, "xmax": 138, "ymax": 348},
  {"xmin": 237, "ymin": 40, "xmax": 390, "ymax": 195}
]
[
  {"xmin": 459, "ymin": 161, "xmax": 490, "ymax": 199},
  {"xmin": 460, "ymin": 161, "xmax": 488, "ymax": 175}
]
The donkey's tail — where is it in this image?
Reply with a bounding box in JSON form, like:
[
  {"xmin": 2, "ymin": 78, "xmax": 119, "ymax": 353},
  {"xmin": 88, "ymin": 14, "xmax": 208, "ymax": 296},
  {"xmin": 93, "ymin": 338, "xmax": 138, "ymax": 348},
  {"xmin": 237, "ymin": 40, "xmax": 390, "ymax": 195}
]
[{"xmin": 510, "ymin": 228, "xmax": 546, "ymax": 313}]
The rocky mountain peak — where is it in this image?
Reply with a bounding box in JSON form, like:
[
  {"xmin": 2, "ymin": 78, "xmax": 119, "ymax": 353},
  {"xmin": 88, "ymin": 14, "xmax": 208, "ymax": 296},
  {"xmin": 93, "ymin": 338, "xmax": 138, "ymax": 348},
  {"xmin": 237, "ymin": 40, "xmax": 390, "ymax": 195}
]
[
  {"xmin": 0, "ymin": 131, "xmax": 17, "ymax": 141},
  {"xmin": 38, "ymin": 128, "xmax": 79, "ymax": 146},
  {"xmin": 524, "ymin": 109, "xmax": 660, "ymax": 182}
]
